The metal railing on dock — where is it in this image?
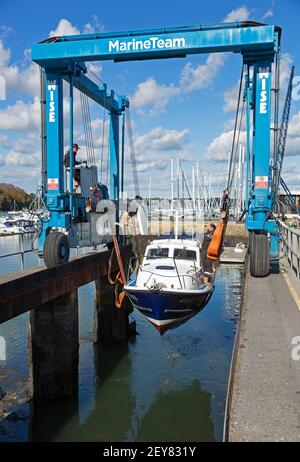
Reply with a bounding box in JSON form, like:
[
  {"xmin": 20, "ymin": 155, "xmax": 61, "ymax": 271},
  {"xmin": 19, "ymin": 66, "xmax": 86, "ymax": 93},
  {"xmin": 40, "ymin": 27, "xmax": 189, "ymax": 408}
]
[
  {"xmin": 281, "ymin": 222, "xmax": 300, "ymax": 279},
  {"xmin": 0, "ymin": 231, "xmax": 36, "ymax": 270}
]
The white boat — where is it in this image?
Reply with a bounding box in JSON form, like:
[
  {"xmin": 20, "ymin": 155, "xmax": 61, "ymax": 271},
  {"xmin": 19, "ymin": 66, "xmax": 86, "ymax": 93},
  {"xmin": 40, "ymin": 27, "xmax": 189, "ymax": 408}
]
[
  {"xmin": 0, "ymin": 219, "xmax": 24, "ymax": 235},
  {"xmin": 124, "ymin": 233, "xmax": 214, "ymax": 334}
]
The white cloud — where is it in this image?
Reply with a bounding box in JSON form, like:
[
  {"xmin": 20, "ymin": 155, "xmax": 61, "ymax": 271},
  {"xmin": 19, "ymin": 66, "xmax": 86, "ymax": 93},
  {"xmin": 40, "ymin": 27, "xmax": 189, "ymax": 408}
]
[
  {"xmin": 204, "ymin": 129, "xmax": 246, "ymax": 162},
  {"xmin": 223, "ymin": 81, "xmax": 240, "ymax": 113},
  {"xmin": 130, "ymin": 78, "xmax": 180, "ymax": 115},
  {"xmin": 86, "ymin": 62, "xmax": 103, "ymax": 77},
  {"xmin": 0, "ymin": 40, "xmax": 10, "ymax": 67},
  {"xmin": 133, "ymin": 126, "xmax": 189, "ymax": 154},
  {"xmin": 83, "ymin": 15, "xmax": 105, "ymax": 34},
  {"xmin": 0, "ymin": 39, "xmax": 40, "ymax": 97},
  {"xmin": 151, "ymin": 127, "xmax": 189, "ymax": 151},
  {"xmin": 6, "ymin": 137, "xmax": 39, "ymax": 167},
  {"xmin": 262, "ymin": 9, "xmax": 274, "ymax": 19},
  {"xmin": 49, "ymin": 19, "xmax": 80, "ymax": 37},
  {"xmin": 262, "ymin": 0, "xmax": 276, "ymax": 20},
  {"xmin": 49, "ymin": 16, "xmax": 105, "ymax": 37},
  {"xmin": 121, "ymin": 126, "xmax": 191, "ymax": 193},
  {"xmin": 74, "ymin": 117, "xmax": 110, "ymax": 161},
  {"xmin": 278, "ymin": 53, "xmax": 293, "ymax": 92},
  {"xmin": 0, "ymin": 97, "xmax": 40, "ymax": 131},
  {"xmin": 180, "ymin": 53, "xmax": 226, "ymax": 93},
  {"xmin": 288, "ymin": 111, "xmax": 300, "ymax": 138},
  {"xmin": 286, "ymin": 136, "xmax": 300, "ymax": 157},
  {"xmin": 282, "ymin": 102, "xmax": 300, "ymax": 158},
  {"xmin": 0, "ymin": 26, "xmax": 14, "ymax": 40},
  {"xmin": 224, "ymin": 7, "xmax": 250, "ymax": 22}
]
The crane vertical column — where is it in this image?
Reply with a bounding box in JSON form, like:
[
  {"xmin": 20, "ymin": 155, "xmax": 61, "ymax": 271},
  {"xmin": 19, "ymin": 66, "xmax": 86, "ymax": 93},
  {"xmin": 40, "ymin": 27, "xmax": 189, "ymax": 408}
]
[
  {"xmin": 109, "ymin": 111, "xmax": 119, "ymax": 201},
  {"xmin": 109, "ymin": 110, "xmax": 120, "ymax": 225},
  {"xmin": 246, "ymin": 58, "xmax": 275, "ymax": 275},
  {"xmin": 45, "ymin": 72, "xmax": 64, "ymax": 198},
  {"xmin": 38, "ymin": 72, "xmax": 69, "ymax": 254}
]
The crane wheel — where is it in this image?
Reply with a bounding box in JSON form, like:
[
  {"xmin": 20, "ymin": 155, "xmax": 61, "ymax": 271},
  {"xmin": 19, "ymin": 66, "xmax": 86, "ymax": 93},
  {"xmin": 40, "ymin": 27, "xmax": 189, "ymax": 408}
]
[
  {"xmin": 43, "ymin": 232, "xmax": 70, "ymax": 268},
  {"xmin": 249, "ymin": 231, "xmax": 270, "ymax": 277}
]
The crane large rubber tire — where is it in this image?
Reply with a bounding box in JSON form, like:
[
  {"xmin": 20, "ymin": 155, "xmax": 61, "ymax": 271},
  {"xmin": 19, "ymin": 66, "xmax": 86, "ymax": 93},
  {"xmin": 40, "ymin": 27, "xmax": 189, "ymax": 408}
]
[
  {"xmin": 43, "ymin": 232, "xmax": 70, "ymax": 268},
  {"xmin": 249, "ymin": 231, "xmax": 270, "ymax": 277}
]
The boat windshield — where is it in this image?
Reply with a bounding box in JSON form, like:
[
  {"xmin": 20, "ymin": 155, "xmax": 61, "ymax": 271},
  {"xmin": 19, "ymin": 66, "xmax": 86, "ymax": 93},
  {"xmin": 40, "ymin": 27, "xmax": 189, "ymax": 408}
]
[
  {"xmin": 146, "ymin": 247, "xmax": 169, "ymax": 259},
  {"xmin": 173, "ymin": 249, "xmax": 197, "ymax": 261}
]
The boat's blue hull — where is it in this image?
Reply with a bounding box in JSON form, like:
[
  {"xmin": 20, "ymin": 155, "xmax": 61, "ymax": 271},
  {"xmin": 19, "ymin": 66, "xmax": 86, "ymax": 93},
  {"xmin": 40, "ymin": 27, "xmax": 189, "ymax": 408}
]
[{"xmin": 125, "ymin": 281, "xmax": 213, "ymax": 334}]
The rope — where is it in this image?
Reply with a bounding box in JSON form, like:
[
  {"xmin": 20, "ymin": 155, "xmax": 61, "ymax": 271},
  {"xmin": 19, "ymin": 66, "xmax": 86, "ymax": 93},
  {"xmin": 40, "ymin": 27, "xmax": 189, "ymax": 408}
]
[{"xmin": 107, "ymin": 234, "xmax": 127, "ymax": 310}]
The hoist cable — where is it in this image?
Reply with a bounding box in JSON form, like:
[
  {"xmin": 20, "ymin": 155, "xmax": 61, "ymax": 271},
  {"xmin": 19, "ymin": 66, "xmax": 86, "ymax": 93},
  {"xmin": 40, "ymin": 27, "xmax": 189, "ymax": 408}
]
[
  {"xmin": 80, "ymin": 88, "xmax": 93, "ymax": 187},
  {"xmin": 79, "ymin": 77, "xmax": 98, "ymax": 187},
  {"xmin": 106, "ymin": 116, "xmax": 110, "ymax": 187},
  {"xmin": 79, "ymin": 90, "xmax": 90, "ymax": 165},
  {"xmin": 100, "ymin": 108, "xmax": 106, "ymax": 182},
  {"xmin": 228, "ymin": 99, "xmax": 245, "ymax": 192},
  {"xmin": 226, "ymin": 64, "xmax": 245, "ymax": 194},
  {"xmin": 86, "ymin": 94, "xmax": 97, "ymax": 185},
  {"xmin": 126, "ymin": 107, "xmax": 140, "ymax": 197},
  {"xmin": 82, "ymin": 89, "xmax": 95, "ymax": 184}
]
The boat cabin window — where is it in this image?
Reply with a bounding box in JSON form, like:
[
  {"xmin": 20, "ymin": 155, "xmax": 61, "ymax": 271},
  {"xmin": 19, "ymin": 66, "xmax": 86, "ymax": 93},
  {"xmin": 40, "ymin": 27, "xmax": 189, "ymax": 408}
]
[
  {"xmin": 173, "ymin": 249, "xmax": 197, "ymax": 261},
  {"xmin": 146, "ymin": 247, "xmax": 169, "ymax": 259}
]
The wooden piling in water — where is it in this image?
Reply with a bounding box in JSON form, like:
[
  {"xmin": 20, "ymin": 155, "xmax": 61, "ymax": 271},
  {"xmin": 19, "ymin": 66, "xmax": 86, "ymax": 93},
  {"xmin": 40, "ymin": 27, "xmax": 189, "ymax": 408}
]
[
  {"xmin": 94, "ymin": 272, "xmax": 134, "ymax": 346},
  {"xmin": 29, "ymin": 290, "xmax": 79, "ymax": 402}
]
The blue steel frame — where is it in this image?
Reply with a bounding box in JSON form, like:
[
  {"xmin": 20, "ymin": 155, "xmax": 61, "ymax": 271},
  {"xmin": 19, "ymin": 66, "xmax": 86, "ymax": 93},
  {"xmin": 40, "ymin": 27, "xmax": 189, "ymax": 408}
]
[{"xmin": 32, "ymin": 21, "xmax": 281, "ymax": 256}]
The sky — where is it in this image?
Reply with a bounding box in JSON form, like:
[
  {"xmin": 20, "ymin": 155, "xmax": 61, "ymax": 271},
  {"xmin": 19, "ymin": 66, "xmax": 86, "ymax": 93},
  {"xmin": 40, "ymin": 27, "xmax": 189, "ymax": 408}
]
[{"xmin": 0, "ymin": 0, "xmax": 299, "ymax": 197}]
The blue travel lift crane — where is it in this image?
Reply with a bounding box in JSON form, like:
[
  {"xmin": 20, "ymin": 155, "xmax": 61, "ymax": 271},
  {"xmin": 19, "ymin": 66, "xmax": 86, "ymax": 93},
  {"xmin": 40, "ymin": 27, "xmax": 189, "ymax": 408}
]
[{"xmin": 32, "ymin": 20, "xmax": 283, "ymax": 276}]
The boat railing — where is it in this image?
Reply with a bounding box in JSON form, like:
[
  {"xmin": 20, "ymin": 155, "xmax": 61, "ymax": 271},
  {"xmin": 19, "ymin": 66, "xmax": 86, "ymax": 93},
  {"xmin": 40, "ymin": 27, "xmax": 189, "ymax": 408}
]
[{"xmin": 127, "ymin": 255, "xmax": 202, "ymax": 290}]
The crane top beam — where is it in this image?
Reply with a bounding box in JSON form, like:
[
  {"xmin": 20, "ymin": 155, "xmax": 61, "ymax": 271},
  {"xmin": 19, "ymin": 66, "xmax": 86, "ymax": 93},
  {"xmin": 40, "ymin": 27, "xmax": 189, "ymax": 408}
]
[
  {"xmin": 66, "ymin": 73, "xmax": 129, "ymax": 114},
  {"xmin": 32, "ymin": 21, "xmax": 280, "ymax": 67}
]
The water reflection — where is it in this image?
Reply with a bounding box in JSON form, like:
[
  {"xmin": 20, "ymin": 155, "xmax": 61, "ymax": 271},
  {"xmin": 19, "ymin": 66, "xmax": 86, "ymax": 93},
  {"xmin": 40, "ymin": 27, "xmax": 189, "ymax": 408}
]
[{"xmin": 135, "ymin": 381, "xmax": 214, "ymax": 442}]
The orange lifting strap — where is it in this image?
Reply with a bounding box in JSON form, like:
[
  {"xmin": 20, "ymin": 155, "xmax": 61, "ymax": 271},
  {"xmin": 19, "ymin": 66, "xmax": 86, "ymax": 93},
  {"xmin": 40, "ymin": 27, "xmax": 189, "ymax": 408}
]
[
  {"xmin": 207, "ymin": 189, "xmax": 229, "ymax": 262},
  {"xmin": 207, "ymin": 221, "xmax": 226, "ymax": 261}
]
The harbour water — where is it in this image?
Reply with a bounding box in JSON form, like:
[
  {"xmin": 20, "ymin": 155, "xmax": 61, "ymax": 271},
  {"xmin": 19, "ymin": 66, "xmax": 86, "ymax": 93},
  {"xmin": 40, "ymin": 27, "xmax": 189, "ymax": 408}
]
[{"xmin": 0, "ymin": 235, "xmax": 244, "ymax": 442}]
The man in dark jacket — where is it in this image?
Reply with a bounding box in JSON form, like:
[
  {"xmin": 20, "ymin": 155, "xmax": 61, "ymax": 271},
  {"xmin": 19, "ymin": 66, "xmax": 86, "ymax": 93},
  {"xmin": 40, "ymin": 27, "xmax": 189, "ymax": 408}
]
[
  {"xmin": 64, "ymin": 143, "xmax": 83, "ymax": 187},
  {"xmin": 200, "ymin": 223, "xmax": 216, "ymax": 283},
  {"xmin": 64, "ymin": 143, "xmax": 82, "ymax": 168}
]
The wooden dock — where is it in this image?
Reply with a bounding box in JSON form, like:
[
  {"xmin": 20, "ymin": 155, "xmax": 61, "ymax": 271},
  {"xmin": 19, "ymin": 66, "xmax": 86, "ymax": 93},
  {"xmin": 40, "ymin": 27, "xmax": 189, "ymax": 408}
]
[
  {"xmin": 220, "ymin": 246, "xmax": 248, "ymax": 264},
  {"xmin": 228, "ymin": 261, "xmax": 300, "ymax": 441}
]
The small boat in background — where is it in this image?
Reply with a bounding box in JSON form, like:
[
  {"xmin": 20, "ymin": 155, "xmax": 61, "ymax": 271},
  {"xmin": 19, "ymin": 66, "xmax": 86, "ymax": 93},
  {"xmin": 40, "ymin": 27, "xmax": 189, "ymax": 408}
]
[
  {"xmin": 0, "ymin": 210, "xmax": 38, "ymax": 235},
  {"xmin": 124, "ymin": 234, "xmax": 213, "ymax": 334}
]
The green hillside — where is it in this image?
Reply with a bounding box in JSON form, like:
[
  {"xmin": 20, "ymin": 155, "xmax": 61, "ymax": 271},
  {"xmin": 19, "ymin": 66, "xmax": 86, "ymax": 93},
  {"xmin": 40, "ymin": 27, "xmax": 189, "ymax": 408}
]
[{"xmin": 0, "ymin": 183, "xmax": 32, "ymax": 211}]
